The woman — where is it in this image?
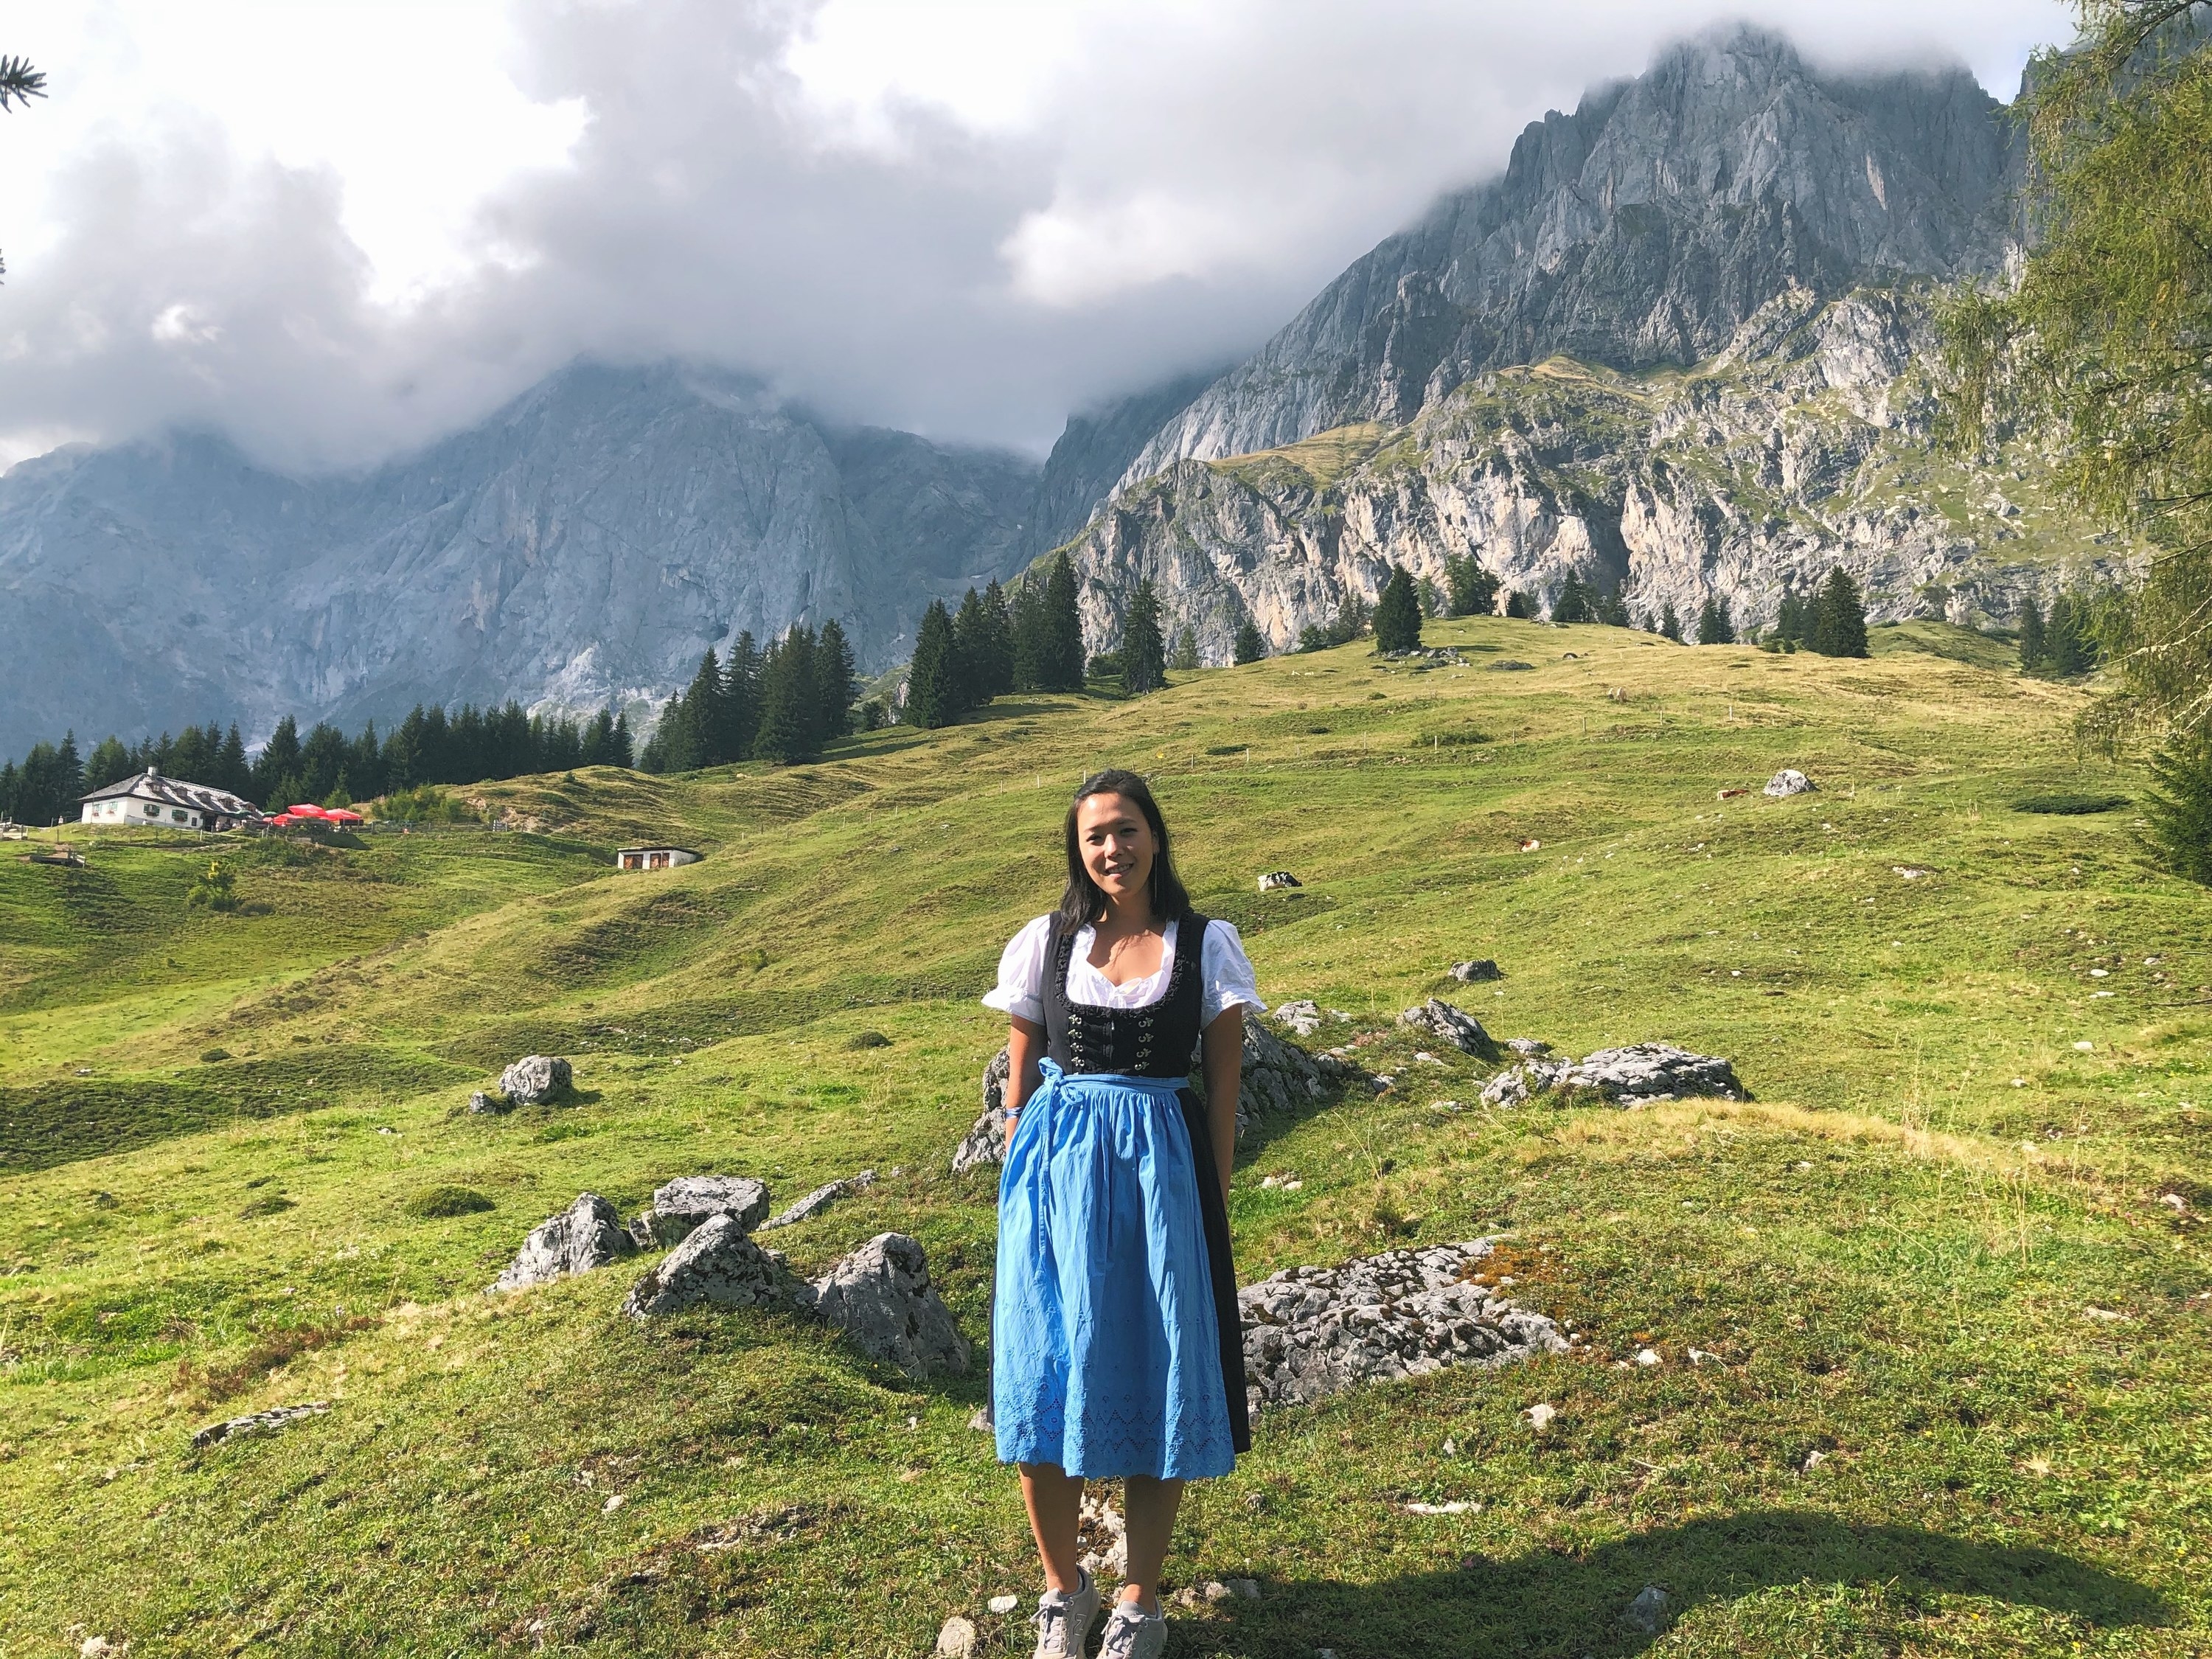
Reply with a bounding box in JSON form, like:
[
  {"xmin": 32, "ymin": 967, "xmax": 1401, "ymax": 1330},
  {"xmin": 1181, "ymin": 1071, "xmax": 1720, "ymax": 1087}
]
[{"xmin": 984, "ymin": 768, "xmax": 1263, "ymax": 1659}]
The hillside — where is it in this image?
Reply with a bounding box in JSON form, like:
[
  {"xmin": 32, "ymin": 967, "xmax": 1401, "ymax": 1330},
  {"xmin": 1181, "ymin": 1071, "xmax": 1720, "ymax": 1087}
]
[{"xmin": 1, "ymin": 621, "xmax": 2206, "ymax": 1656}]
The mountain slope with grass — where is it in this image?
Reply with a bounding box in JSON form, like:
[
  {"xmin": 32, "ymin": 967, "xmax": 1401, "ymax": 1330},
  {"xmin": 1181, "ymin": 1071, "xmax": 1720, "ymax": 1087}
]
[{"xmin": 1, "ymin": 619, "xmax": 2206, "ymax": 1657}]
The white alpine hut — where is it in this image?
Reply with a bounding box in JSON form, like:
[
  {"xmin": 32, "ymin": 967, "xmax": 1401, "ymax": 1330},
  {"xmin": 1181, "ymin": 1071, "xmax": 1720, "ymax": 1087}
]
[{"xmin": 79, "ymin": 768, "xmax": 262, "ymax": 831}]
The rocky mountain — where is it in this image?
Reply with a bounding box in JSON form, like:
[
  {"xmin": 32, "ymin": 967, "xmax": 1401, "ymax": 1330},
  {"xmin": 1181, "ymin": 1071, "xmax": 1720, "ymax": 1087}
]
[
  {"xmin": 1051, "ymin": 27, "xmax": 2140, "ymax": 658},
  {"xmin": 1058, "ymin": 284, "xmax": 2135, "ymax": 663},
  {"xmin": 0, "ymin": 363, "xmax": 1048, "ymax": 757}
]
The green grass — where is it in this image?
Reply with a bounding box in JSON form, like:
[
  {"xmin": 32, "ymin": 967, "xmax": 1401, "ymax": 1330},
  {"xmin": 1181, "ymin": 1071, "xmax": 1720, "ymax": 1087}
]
[{"xmin": 1, "ymin": 617, "xmax": 2206, "ymax": 1656}]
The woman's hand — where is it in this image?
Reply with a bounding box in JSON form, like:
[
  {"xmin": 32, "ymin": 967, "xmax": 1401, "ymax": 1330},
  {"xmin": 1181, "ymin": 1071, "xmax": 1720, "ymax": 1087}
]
[{"xmin": 1005, "ymin": 1016, "xmax": 1046, "ymax": 1135}]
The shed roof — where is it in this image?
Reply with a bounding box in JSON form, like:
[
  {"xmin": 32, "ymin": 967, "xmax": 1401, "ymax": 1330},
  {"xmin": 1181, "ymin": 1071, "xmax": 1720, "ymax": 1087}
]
[{"xmin": 79, "ymin": 768, "xmax": 261, "ymax": 819}]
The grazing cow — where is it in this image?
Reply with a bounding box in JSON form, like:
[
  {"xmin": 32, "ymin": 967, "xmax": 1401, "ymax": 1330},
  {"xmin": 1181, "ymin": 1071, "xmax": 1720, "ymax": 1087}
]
[{"xmin": 1257, "ymin": 871, "xmax": 1303, "ymax": 892}]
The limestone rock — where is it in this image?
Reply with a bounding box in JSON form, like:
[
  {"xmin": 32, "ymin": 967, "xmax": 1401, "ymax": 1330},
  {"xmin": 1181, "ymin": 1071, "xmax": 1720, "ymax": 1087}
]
[
  {"xmin": 934, "ymin": 1615, "xmax": 978, "ymax": 1657},
  {"xmin": 1623, "ymin": 1585, "xmax": 1671, "ymax": 1634},
  {"xmin": 192, "ymin": 1400, "xmax": 330, "ymax": 1450},
  {"xmin": 758, "ymin": 1170, "xmax": 876, "ymax": 1231},
  {"xmin": 1239, "ymin": 1240, "xmax": 1567, "ymax": 1409},
  {"xmin": 622, "ymin": 1213, "xmax": 799, "ymax": 1318},
  {"xmin": 804, "ymin": 1232, "xmax": 970, "ymax": 1378},
  {"xmin": 1077, "ymin": 1489, "xmax": 1128, "ymax": 1579},
  {"xmin": 491, "ymin": 1193, "xmax": 635, "ymax": 1292},
  {"xmin": 642, "ymin": 1175, "xmax": 770, "ymax": 1245},
  {"xmin": 466, "ymin": 1090, "xmax": 507, "ymax": 1115},
  {"xmin": 953, "ymin": 1046, "xmax": 1013, "ymax": 1173},
  {"xmin": 1272, "ymin": 998, "xmax": 1325, "ymax": 1036},
  {"xmin": 1764, "ymin": 768, "xmax": 1816, "ymax": 796},
  {"xmin": 1239, "ymin": 1020, "xmax": 1375, "ymax": 1133},
  {"xmin": 1482, "ymin": 1043, "xmax": 1746, "ymax": 1107},
  {"xmin": 1449, "ymin": 959, "xmax": 1503, "ymax": 983},
  {"xmin": 498, "ymin": 1055, "xmax": 572, "ymax": 1105},
  {"xmin": 1398, "ymin": 998, "xmax": 1500, "ymax": 1060}
]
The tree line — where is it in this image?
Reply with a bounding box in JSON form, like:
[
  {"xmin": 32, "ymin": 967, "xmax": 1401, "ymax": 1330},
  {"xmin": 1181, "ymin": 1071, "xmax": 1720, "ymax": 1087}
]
[
  {"xmin": 901, "ymin": 555, "xmax": 1088, "ymax": 728},
  {"xmin": 637, "ymin": 620, "xmax": 857, "ymax": 770},
  {"xmin": 0, "ymin": 702, "xmax": 635, "ymax": 827}
]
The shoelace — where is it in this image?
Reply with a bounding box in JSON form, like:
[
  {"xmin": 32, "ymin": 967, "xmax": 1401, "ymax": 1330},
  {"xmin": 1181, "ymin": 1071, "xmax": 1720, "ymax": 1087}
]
[
  {"xmin": 1032, "ymin": 1600, "xmax": 1069, "ymax": 1656},
  {"xmin": 1098, "ymin": 1607, "xmax": 1161, "ymax": 1657}
]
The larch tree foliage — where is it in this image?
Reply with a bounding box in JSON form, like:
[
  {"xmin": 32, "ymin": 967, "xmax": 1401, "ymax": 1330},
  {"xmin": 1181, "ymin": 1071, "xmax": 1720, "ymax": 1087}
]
[
  {"xmin": 1942, "ymin": 2, "xmax": 2212, "ymax": 871},
  {"xmin": 0, "ymin": 55, "xmax": 46, "ymax": 282}
]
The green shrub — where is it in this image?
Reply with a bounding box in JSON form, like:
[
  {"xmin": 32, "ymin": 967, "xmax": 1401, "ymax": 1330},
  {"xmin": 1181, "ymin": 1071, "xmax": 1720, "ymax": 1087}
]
[
  {"xmin": 2143, "ymin": 735, "xmax": 2212, "ymax": 883},
  {"xmin": 1416, "ymin": 729, "xmax": 1494, "ymax": 748},
  {"xmin": 402, "ymin": 1184, "xmax": 496, "ymax": 1219},
  {"xmin": 373, "ymin": 785, "xmax": 478, "ymax": 824},
  {"xmin": 2012, "ymin": 792, "xmax": 2130, "ymax": 815},
  {"xmin": 184, "ymin": 859, "xmax": 239, "ymax": 912},
  {"xmin": 237, "ymin": 1193, "xmax": 296, "ymax": 1218}
]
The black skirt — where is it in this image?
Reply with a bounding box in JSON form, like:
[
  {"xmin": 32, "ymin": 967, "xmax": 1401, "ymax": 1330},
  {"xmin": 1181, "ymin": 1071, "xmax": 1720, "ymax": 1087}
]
[{"xmin": 1176, "ymin": 1086, "xmax": 1253, "ymax": 1455}]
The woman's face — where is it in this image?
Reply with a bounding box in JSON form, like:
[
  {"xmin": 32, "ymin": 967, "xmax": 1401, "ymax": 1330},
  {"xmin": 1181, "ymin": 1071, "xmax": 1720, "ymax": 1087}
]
[{"xmin": 1075, "ymin": 792, "xmax": 1157, "ymax": 910}]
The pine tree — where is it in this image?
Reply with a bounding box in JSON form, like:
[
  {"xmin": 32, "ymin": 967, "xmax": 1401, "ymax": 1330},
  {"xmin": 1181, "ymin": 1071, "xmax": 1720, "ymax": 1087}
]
[
  {"xmin": 1505, "ymin": 591, "xmax": 1534, "ymax": 620},
  {"xmin": 817, "ymin": 619, "xmax": 857, "ymax": 738},
  {"xmin": 1810, "ymin": 568, "xmax": 1870, "ymax": 658},
  {"xmin": 1169, "ymin": 625, "xmax": 1200, "ymax": 672},
  {"xmin": 682, "ymin": 648, "xmax": 728, "ymax": 766},
  {"xmin": 1696, "ymin": 597, "xmax": 1736, "ymax": 645},
  {"xmin": 254, "ymin": 715, "xmax": 302, "ymax": 801},
  {"xmin": 1374, "ymin": 564, "xmax": 1423, "ymax": 653},
  {"xmin": 905, "ymin": 599, "xmax": 964, "ymax": 728},
  {"xmin": 1659, "ymin": 602, "xmax": 1683, "ymax": 641},
  {"xmin": 1041, "ymin": 552, "xmax": 1087, "ymax": 692},
  {"xmin": 83, "ymin": 735, "xmax": 133, "ymax": 792},
  {"xmin": 1445, "ymin": 554, "xmax": 1500, "ymax": 617},
  {"xmin": 2045, "ymin": 594, "xmax": 2095, "ymax": 675},
  {"xmin": 1330, "ymin": 591, "xmax": 1371, "ymax": 645},
  {"xmin": 1233, "ymin": 619, "xmax": 1266, "ymax": 664},
  {"xmin": 1551, "ymin": 571, "xmax": 1593, "ymax": 625},
  {"xmin": 1597, "ymin": 587, "xmax": 1632, "ymax": 627},
  {"xmin": 1123, "ymin": 580, "xmax": 1168, "ymax": 693},
  {"xmin": 2145, "ymin": 728, "xmax": 2212, "ymax": 885},
  {"xmin": 754, "ymin": 627, "xmax": 824, "ymax": 763},
  {"xmin": 952, "ymin": 588, "xmax": 997, "ymax": 709},
  {"xmin": 1010, "ymin": 580, "xmax": 1048, "ymax": 692},
  {"xmin": 976, "ymin": 582, "xmax": 1015, "ymax": 698},
  {"xmin": 2018, "ymin": 597, "xmax": 2048, "ymax": 670},
  {"xmin": 721, "ymin": 632, "xmax": 762, "ymax": 761},
  {"xmin": 1417, "ymin": 577, "xmax": 1444, "ymax": 619}
]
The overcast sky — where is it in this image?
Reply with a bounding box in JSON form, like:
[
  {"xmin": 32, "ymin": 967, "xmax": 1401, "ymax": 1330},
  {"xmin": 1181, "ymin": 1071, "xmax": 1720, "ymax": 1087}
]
[{"xmin": 0, "ymin": 0, "xmax": 2071, "ymax": 473}]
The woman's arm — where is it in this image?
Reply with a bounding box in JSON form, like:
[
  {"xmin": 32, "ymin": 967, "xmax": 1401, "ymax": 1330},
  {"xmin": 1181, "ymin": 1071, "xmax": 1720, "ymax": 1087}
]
[
  {"xmin": 1200, "ymin": 1006, "xmax": 1242, "ymax": 1205},
  {"xmin": 1004, "ymin": 1016, "xmax": 1046, "ymax": 1126}
]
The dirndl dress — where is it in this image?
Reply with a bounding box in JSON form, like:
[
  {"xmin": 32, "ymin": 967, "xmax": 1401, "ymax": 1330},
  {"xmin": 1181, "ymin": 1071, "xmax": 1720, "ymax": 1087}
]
[{"xmin": 988, "ymin": 911, "xmax": 1253, "ymax": 1481}]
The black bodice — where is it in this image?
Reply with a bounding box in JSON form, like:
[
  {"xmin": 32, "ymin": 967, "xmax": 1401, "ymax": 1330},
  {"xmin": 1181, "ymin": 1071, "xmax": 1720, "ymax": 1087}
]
[{"xmin": 1043, "ymin": 910, "xmax": 1208, "ymax": 1079}]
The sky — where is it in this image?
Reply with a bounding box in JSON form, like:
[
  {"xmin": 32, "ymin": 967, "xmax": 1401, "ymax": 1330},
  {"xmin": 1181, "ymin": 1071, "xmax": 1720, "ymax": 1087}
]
[{"xmin": 0, "ymin": 0, "xmax": 2073, "ymax": 473}]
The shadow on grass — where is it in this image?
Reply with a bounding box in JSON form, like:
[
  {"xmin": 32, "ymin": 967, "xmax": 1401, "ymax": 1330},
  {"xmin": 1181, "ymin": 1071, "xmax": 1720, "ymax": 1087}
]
[{"xmin": 1180, "ymin": 1510, "xmax": 2170, "ymax": 1658}]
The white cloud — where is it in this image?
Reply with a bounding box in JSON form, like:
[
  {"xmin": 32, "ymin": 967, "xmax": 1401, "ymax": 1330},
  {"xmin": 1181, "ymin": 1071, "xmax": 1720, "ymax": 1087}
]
[{"xmin": 0, "ymin": 0, "xmax": 2074, "ymax": 470}]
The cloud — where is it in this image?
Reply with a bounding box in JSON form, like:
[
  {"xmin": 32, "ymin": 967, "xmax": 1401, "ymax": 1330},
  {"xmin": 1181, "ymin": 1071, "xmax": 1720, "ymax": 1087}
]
[{"xmin": 0, "ymin": 0, "xmax": 2073, "ymax": 471}]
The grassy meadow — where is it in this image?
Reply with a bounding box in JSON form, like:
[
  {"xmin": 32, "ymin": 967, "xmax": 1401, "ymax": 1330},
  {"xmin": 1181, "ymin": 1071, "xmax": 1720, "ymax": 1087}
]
[{"xmin": 0, "ymin": 615, "xmax": 2205, "ymax": 1657}]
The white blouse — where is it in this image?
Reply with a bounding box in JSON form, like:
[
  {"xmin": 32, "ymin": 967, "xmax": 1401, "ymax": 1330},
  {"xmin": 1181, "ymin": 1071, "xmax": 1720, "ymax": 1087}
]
[{"xmin": 984, "ymin": 914, "xmax": 1266, "ymax": 1029}]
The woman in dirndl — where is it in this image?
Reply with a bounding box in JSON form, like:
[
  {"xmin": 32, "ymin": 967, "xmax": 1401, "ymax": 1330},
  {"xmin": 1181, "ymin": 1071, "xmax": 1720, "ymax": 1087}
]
[{"xmin": 984, "ymin": 768, "xmax": 1262, "ymax": 1659}]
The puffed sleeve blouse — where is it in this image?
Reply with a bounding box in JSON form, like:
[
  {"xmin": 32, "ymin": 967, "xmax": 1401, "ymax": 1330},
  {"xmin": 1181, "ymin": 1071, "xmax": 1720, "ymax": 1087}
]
[{"xmin": 983, "ymin": 914, "xmax": 1265, "ymax": 1029}]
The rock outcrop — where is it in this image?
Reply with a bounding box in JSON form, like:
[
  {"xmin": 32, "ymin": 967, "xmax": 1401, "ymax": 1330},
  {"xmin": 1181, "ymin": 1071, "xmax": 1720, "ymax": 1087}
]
[
  {"xmin": 1764, "ymin": 768, "xmax": 1817, "ymax": 796},
  {"xmin": 636, "ymin": 1175, "xmax": 771, "ymax": 1245},
  {"xmin": 498, "ymin": 1055, "xmax": 572, "ymax": 1105},
  {"xmin": 952, "ymin": 1047, "xmax": 1014, "ymax": 1174},
  {"xmin": 490, "ymin": 1193, "xmax": 635, "ymax": 1292},
  {"xmin": 1240, "ymin": 1240, "xmax": 1568, "ymax": 1409},
  {"xmin": 1399, "ymin": 999, "xmax": 1500, "ymax": 1060},
  {"xmin": 799, "ymin": 1232, "xmax": 970, "ymax": 1377},
  {"xmin": 757, "ymin": 1170, "xmax": 876, "ymax": 1232},
  {"xmin": 1482, "ymin": 1043, "xmax": 1747, "ymax": 1107},
  {"xmin": 621, "ymin": 1213, "xmax": 798, "ymax": 1318}
]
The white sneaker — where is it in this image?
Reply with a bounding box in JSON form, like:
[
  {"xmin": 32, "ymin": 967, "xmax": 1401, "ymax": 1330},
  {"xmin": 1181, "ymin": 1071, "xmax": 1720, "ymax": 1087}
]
[
  {"xmin": 1098, "ymin": 1601, "xmax": 1167, "ymax": 1659},
  {"xmin": 1032, "ymin": 1569, "xmax": 1101, "ymax": 1658}
]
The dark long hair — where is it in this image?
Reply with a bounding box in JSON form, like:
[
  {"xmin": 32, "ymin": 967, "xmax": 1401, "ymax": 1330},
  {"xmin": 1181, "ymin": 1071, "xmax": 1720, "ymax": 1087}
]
[{"xmin": 1057, "ymin": 768, "xmax": 1191, "ymax": 931}]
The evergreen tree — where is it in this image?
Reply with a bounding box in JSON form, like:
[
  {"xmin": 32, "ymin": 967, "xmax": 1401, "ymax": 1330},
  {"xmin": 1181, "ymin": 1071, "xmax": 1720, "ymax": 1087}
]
[
  {"xmin": 1809, "ymin": 568, "xmax": 1870, "ymax": 658},
  {"xmin": 83, "ymin": 735, "xmax": 133, "ymax": 792},
  {"xmin": 611, "ymin": 711, "xmax": 634, "ymax": 768},
  {"xmin": 754, "ymin": 627, "xmax": 824, "ymax": 763},
  {"xmin": 1696, "ymin": 596, "xmax": 1736, "ymax": 645},
  {"xmin": 1417, "ymin": 577, "xmax": 1444, "ymax": 619},
  {"xmin": 1444, "ymin": 553, "xmax": 1500, "ymax": 617},
  {"xmin": 905, "ymin": 599, "xmax": 965, "ymax": 728},
  {"xmin": 1233, "ymin": 619, "xmax": 1267, "ymax": 664},
  {"xmin": 1010, "ymin": 580, "xmax": 1048, "ymax": 692},
  {"xmin": 1040, "ymin": 552, "xmax": 1087, "ymax": 692},
  {"xmin": 2045, "ymin": 593, "xmax": 2097, "ymax": 675},
  {"xmin": 1123, "ymin": 580, "xmax": 1168, "ymax": 693},
  {"xmin": 720, "ymin": 632, "xmax": 762, "ymax": 761},
  {"xmin": 1505, "ymin": 591, "xmax": 1535, "ymax": 620},
  {"xmin": 1331, "ymin": 590, "xmax": 1371, "ymax": 645},
  {"xmin": 817, "ymin": 619, "xmax": 858, "ymax": 739},
  {"xmin": 1169, "ymin": 625, "xmax": 1201, "ymax": 672},
  {"xmin": 970, "ymin": 582, "xmax": 1015, "ymax": 698},
  {"xmin": 1596, "ymin": 586, "xmax": 1632, "ymax": 628},
  {"xmin": 253, "ymin": 715, "xmax": 302, "ymax": 802},
  {"xmin": 2144, "ymin": 727, "xmax": 2212, "ymax": 885},
  {"xmin": 2018, "ymin": 596, "xmax": 2048, "ymax": 670},
  {"xmin": 1659, "ymin": 602, "xmax": 1683, "ymax": 641},
  {"xmin": 952, "ymin": 588, "xmax": 997, "ymax": 708},
  {"xmin": 1773, "ymin": 589, "xmax": 1809, "ymax": 647},
  {"xmin": 683, "ymin": 648, "xmax": 728, "ymax": 767},
  {"xmin": 1374, "ymin": 564, "xmax": 1423, "ymax": 652},
  {"xmin": 1550, "ymin": 571, "xmax": 1593, "ymax": 625}
]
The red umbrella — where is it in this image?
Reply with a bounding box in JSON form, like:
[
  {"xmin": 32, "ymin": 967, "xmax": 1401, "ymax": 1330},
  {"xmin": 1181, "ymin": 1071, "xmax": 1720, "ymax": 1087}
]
[
  {"xmin": 288, "ymin": 804, "xmax": 329, "ymax": 818},
  {"xmin": 323, "ymin": 809, "xmax": 364, "ymax": 825}
]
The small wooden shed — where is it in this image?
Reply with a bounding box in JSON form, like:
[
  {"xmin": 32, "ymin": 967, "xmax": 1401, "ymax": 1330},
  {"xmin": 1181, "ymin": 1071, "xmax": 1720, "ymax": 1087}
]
[{"xmin": 616, "ymin": 846, "xmax": 702, "ymax": 872}]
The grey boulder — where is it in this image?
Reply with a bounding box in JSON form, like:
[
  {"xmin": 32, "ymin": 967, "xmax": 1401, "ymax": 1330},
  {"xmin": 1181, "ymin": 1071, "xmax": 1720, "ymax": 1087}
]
[
  {"xmin": 622, "ymin": 1213, "xmax": 799, "ymax": 1318},
  {"xmin": 641, "ymin": 1175, "xmax": 771, "ymax": 1245},
  {"xmin": 1482, "ymin": 1043, "xmax": 1747, "ymax": 1107},
  {"xmin": 1273, "ymin": 998, "xmax": 1325, "ymax": 1037},
  {"xmin": 490, "ymin": 1193, "xmax": 635, "ymax": 1292},
  {"xmin": 1764, "ymin": 768, "xmax": 1816, "ymax": 796},
  {"xmin": 467, "ymin": 1090, "xmax": 507, "ymax": 1115},
  {"xmin": 498, "ymin": 1055, "xmax": 573, "ymax": 1105},
  {"xmin": 1239, "ymin": 1240, "xmax": 1567, "ymax": 1410},
  {"xmin": 1399, "ymin": 999, "xmax": 1500, "ymax": 1060},
  {"xmin": 1623, "ymin": 1585, "xmax": 1671, "ymax": 1634},
  {"xmin": 1449, "ymin": 959, "xmax": 1503, "ymax": 983},
  {"xmin": 804, "ymin": 1232, "xmax": 971, "ymax": 1377},
  {"xmin": 952, "ymin": 1046, "xmax": 1013, "ymax": 1173},
  {"xmin": 1239, "ymin": 1020, "xmax": 1375, "ymax": 1133},
  {"xmin": 758, "ymin": 1170, "xmax": 876, "ymax": 1231}
]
